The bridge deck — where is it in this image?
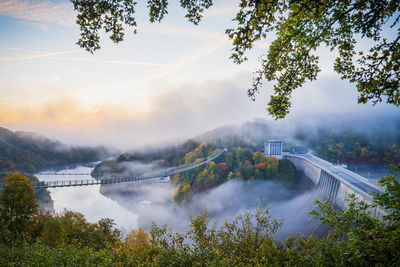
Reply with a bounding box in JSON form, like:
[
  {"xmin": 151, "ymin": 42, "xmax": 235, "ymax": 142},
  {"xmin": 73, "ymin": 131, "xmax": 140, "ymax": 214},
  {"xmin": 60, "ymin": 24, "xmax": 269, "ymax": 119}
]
[{"xmin": 0, "ymin": 149, "xmax": 226, "ymax": 189}]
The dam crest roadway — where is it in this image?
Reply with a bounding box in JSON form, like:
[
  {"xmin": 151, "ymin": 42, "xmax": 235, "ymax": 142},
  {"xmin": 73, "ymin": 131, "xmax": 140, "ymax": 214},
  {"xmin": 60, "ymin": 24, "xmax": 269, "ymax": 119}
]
[{"xmin": 284, "ymin": 153, "xmax": 386, "ymax": 219}]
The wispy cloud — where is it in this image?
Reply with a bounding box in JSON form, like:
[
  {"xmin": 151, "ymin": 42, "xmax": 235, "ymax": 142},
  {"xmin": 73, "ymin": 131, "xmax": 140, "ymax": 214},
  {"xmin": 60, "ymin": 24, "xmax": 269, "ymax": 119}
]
[
  {"xmin": 102, "ymin": 60, "xmax": 171, "ymax": 67},
  {"xmin": 155, "ymin": 36, "xmax": 229, "ymax": 76},
  {"xmin": 0, "ymin": 47, "xmax": 20, "ymax": 51},
  {"xmin": 141, "ymin": 23, "xmax": 223, "ymax": 41},
  {"xmin": 0, "ymin": 0, "xmax": 75, "ymax": 26},
  {"xmin": 0, "ymin": 0, "xmax": 226, "ymax": 40},
  {"xmin": 129, "ymin": 36, "xmax": 230, "ymax": 86},
  {"xmin": 1, "ymin": 72, "xmax": 396, "ymax": 149},
  {"xmin": 0, "ymin": 76, "xmax": 260, "ymax": 148},
  {"xmin": 204, "ymin": 0, "xmax": 240, "ymax": 17},
  {"xmin": 42, "ymin": 56, "xmax": 171, "ymax": 68},
  {"xmin": 0, "ymin": 49, "xmax": 81, "ymax": 61},
  {"xmin": 0, "ymin": 96, "xmax": 117, "ymax": 125}
]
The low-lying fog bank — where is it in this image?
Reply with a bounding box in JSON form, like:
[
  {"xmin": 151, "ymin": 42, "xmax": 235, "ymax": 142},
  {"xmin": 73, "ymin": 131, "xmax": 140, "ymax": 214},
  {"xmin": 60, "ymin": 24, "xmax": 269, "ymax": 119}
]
[{"xmin": 100, "ymin": 172, "xmax": 329, "ymax": 240}]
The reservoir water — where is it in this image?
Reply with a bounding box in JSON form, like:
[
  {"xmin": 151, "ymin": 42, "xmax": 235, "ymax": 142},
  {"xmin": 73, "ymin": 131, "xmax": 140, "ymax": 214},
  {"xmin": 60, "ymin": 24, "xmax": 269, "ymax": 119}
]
[
  {"xmin": 346, "ymin": 163, "xmax": 389, "ymax": 185},
  {"xmin": 36, "ymin": 165, "xmax": 139, "ymax": 232},
  {"xmin": 36, "ymin": 163, "xmax": 326, "ymax": 239}
]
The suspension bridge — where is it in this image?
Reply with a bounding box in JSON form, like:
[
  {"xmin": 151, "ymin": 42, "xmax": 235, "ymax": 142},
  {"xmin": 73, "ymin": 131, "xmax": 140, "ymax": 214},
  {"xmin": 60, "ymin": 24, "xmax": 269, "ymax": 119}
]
[{"xmin": 0, "ymin": 149, "xmax": 227, "ymax": 190}]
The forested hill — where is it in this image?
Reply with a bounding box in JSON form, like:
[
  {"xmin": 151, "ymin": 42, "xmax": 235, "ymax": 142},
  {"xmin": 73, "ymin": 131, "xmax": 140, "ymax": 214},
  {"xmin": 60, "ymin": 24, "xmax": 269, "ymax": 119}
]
[
  {"xmin": 195, "ymin": 116, "xmax": 400, "ymax": 164},
  {"xmin": 93, "ymin": 135, "xmax": 297, "ymax": 203},
  {"xmin": 0, "ymin": 127, "xmax": 111, "ymax": 173}
]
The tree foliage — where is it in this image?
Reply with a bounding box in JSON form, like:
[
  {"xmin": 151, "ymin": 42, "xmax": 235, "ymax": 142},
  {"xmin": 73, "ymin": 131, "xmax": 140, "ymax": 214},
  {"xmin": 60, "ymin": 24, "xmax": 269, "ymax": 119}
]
[
  {"xmin": 310, "ymin": 163, "xmax": 400, "ymax": 266},
  {"xmin": 94, "ymin": 135, "xmax": 296, "ymax": 203},
  {"xmin": 126, "ymin": 227, "xmax": 151, "ymax": 249},
  {"xmin": 374, "ymin": 162, "xmax": 400, "ymax": 224},
  {"xmin": 0, "ymin": 172, "xmax": 38, "ymax": 234},
  {"xmin": 170, "ymin": 142, "xmax": 295, "ymax": 202},
  {"xmin": 72, "ymin": 0, "xmax": 213, "ymax": 53},
  {"xmin": 228, "ymin": 0, "xmax": 400, "ymax": 118},
  {"xmin": 0, "ymin": 127, "xmax": 109, "ymax": 173},
  {"xmin": 72, "ymin": 0, "xmax": 400, "ymax": 119},
  {"xmin": 295, "ymin": 128, "xmax": 400, "ymax": 163},
  {"xmin": 1, "ymin": 162, "xmax": 400, "ymax": 265}
]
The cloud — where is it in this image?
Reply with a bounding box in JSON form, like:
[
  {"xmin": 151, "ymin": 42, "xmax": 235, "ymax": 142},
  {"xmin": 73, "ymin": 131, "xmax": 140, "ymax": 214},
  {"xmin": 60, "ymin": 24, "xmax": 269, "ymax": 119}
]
[
  {"xmin": 142, "ymin": 23, "xmax": 223, "ymax": 41},
  {"xmin": 0, "ymin": 0, "xmax": 75, "ymax": 26},
  {"xmin": 0, "ymin": 75, "xmax": 261, "ymax": 148},
  {"xmin": 204, "ymin": 0, "xmax": 240, "ymax": 17},
  {"xmin": 0, "ymin": 49, "xmax": 80, "ymax": 61},
  {"xmin": 1, "ymin": 71, "xmax": 397, "ymax": 150},
  {"xmin": 102, "ymin": 60, "xmax": 171, "ymax": 68},
  {"xmin": 0, "ymin": 1, "xmax": 226, "ymax": 40},
  {"xmin": 129, "ymin": 36, "xmax": 230, "ymax": 86},
  {"xmin": 0, "ymin": 96, "xmax": 133, "ymax": 125},
  {"xmin": 0, "ymin": 47, "xmax": 21, "ymax": 51}
]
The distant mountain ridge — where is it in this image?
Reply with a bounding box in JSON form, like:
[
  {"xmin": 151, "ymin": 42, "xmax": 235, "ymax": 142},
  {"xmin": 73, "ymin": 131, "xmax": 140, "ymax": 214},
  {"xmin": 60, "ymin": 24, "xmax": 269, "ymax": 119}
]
[
  {"xmin": 195, "ymin": 116, "xmax": 400, "ymax": 163},
  {"xmin": 0, "ymin": 127, "xmax": 110, "ymax": 173}
]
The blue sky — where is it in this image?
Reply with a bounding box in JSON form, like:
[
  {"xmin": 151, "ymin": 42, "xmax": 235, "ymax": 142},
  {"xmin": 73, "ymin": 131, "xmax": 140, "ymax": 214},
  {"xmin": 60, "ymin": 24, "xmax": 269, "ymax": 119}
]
[{"xmin": 0, "ymin": 0, "xmax": 397, "ymax": 149}]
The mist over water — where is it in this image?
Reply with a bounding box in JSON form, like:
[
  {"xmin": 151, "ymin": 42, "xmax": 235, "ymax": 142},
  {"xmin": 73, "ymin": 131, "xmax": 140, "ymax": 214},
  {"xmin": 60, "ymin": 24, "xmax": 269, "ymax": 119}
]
[
  {"xmin": 37, "ymin": 164, "xmax": 328, "ymax": 239},
  {"xmin": 36, "ymin": 165, "xmax": 139, "ymax": 231},
  {"xmin": 100, "ymin": 171, "xmax": 327, "ymax": 239}
]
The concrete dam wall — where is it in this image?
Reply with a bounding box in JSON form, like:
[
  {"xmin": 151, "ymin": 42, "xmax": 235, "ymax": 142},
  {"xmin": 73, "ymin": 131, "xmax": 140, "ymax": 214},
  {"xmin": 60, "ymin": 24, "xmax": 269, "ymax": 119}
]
[{"xmin": 285, "ymin": 154, "xmax": 387, "ymax": 220}]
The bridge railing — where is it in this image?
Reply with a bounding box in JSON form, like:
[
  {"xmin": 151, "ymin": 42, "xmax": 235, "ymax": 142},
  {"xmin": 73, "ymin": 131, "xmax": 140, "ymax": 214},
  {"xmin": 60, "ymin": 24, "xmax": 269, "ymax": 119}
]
[
  {"xmin": 2, "ymin": 148, "xmax": 227, "ymax": 189},
  {"xmin": 165, "ymin": 149, "xmax": 226, "ymax": 176}
]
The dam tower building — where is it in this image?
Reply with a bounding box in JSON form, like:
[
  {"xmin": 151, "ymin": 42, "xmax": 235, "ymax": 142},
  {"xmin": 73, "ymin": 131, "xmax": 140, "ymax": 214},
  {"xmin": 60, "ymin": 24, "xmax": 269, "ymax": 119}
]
[{"xmin": 264, "ymin": 140, "xmax": 283, "ymax": 159}]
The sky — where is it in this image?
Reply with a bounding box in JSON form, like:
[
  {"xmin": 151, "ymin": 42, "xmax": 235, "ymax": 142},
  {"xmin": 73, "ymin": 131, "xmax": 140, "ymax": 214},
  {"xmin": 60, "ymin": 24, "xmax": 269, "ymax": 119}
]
[{"xmin": 0, "ymin": 0, "xmax": 398, "ymax": 149}]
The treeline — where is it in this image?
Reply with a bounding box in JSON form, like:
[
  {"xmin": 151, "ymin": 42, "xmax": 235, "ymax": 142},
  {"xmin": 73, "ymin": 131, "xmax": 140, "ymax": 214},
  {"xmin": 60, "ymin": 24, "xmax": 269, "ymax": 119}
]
[
  {"xmin": 93, "ymin": 137, "xmax": 296, "ymax": 203},
  {"xmin": 92, "ymin": 136, "xmax": 258, "ymax": 177},
  {"xmin": 194, "ymin": 118, "xmax": 400, "ymax": 164},
  {"xmin": 172, "ymin": 142, "xmax": 296, "ymax": 202},
  {"xmin": 295, "ymin": 128, "xmax": 400, "ymax": 163},
  {"xmin": 92, "ymin": 140, "xmax": 203, "ymax": 177},
  {"xmin": 0, "ymin": 127, "xmax": 110, "ymax": 173},
  {"xmin": 1, "ymin": 170, "xmax": 400, "ymax": 266}
]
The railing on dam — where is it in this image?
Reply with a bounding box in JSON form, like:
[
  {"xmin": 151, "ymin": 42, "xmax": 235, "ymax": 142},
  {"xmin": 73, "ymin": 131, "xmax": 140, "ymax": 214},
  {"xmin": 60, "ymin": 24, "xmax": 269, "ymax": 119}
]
[{"xmin": 284, "ymin": 153, "xmax": 386, "ymax": 219}]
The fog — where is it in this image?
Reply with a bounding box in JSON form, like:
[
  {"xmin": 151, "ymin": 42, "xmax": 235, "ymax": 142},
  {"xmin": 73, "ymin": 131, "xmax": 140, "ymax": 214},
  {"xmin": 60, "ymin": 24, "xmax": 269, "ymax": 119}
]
[
  {"xmin": 99, "ymin": 171, "xmax": 327, "ymax": 240},
  {"xmin": 38, "ymin": 165, "xmax": 139, "ymax": 231},
  {"xmin": 196, "ymin": 111, "xmax": 400, "ymax": 147},
  {"xmin": 3, "ymin": 72, "xmax": 398, "ymax": 151},
  {"xmin": 28, "ymin": 104, "xmax": 398, "ymax": 240},
  {"xmin": 41, "ymin": 164, "xmax": 329, "ymax": 240}
]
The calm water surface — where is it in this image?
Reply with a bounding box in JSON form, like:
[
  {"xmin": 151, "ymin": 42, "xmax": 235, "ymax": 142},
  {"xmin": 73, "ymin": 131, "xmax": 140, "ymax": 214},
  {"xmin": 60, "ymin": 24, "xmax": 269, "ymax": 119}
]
[
  {"xmin": 34, "ymin": 164, "xmax": 330, "ymax": 238},
  {"xmin": 36, "ymin": 165, "xmax": 139, "ymax": 232}
]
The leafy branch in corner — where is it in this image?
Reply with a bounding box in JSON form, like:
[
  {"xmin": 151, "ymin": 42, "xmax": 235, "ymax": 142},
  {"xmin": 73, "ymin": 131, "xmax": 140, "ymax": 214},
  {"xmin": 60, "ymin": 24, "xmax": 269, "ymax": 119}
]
[{"xmin": 72, "ymin": 0, "xmax": 400, "ymax": 119}]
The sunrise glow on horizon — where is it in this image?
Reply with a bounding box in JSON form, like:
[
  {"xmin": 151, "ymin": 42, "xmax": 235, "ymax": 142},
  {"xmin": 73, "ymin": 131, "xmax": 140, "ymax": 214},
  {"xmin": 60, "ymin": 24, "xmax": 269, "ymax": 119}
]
[{"xmin": 0, "ymin": 0, "xmax": 397, "ymax": 149}]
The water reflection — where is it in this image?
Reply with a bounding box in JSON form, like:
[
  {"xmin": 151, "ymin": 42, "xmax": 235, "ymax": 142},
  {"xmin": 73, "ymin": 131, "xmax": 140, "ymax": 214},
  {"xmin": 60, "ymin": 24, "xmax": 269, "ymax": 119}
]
[
  {"xmin": 35, "ymin": 165, "xmax": 325, "ymax": 238},
  {"xmin": 36, "ymin": 165, "xmax": 138, "ymax": 232}
]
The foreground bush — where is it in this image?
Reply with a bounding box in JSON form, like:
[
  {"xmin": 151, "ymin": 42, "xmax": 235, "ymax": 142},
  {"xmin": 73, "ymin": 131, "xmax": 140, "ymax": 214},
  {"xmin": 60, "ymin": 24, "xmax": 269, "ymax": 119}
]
[{"xmin": 1, "ymin": 164, "xmax": 400, "ymax": 266}]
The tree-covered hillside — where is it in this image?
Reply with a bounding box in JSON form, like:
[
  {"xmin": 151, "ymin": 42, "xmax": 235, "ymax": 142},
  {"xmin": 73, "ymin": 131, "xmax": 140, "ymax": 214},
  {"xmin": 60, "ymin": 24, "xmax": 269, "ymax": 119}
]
[
  {"xmin": 93, "ymin": 136, "xmax": 296, "ymax": 203},
  {"xmin": 0, "ymin": 127, "xmax": 111, "ymax": 173},
  {"xmin": 295, "ymin": 128, "xmax": 400, "ymax": 163},
  {"xmin": 196, "ymin": 117, "xmax": 400, "ymax": 164},
  {"xmin": 170, "ymin": 142, "xmax": 296, "ymax": 202}
]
